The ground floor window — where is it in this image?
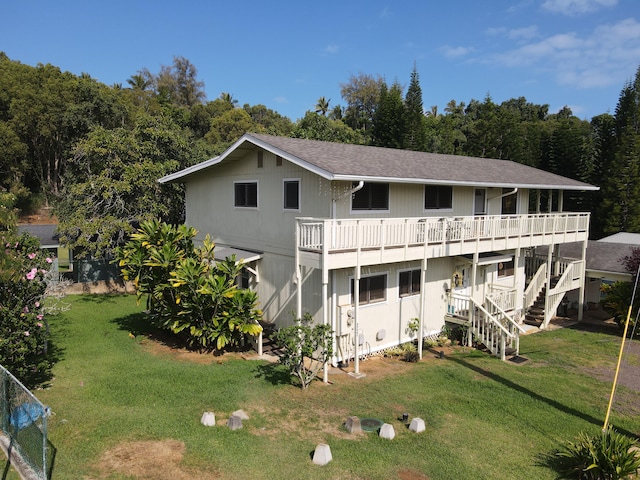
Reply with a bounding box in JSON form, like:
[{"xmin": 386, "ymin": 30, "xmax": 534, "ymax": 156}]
[
  {"xmin": 351, "ymin": 274, "xmax": 387, "ymax": 305},
  {"xmin": 399, "ymin": 269, "xmax": 421, "ymax": 297},
  {"xmin": 497, "ymin": 259, "xmax": 514, "ymax": 278}
]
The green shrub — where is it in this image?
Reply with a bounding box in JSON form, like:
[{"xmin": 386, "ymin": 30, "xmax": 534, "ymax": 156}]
[
  {"xmin": 403, "ymin": 350, "xmax": 420, "ymax": 363},
  {"xmin": 116, "ymin": 219, "xmax": 262, "ymax": 352},
  {"xmin": 274, "ymin": 313, "xmax": 333, "ymax": 389},
  {"xmin": 0, "ymin": 230, "xmax": 54, "ymax": 386},
  {"xmin": 553, "ymin": 426, "xmax": 640, "ymax": 479}
]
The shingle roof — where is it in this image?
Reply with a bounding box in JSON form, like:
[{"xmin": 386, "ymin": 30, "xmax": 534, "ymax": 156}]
[
  {"xmin": 160, "ymin": 133, "xmax": 599, "ymax": 191},
  {"xmin": 18, "ymin": 224, "xmax": 59, "ymax": 248},
  {"xmin": 539, "ymin": 241, "xmax": 637, "ymax": 275}
]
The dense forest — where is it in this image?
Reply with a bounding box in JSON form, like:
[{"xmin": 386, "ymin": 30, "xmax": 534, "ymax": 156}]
[{"xmin": 1, "ymin": 52, "xmax": 639, "ymax": 258}]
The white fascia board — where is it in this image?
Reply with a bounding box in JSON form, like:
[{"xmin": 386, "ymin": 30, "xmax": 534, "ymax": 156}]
[
  {"xmin": 158, "ymin": 156, "xmax": 221, "ymax": 183},
  {"xmin": 330, "ymin": 174, "xmax": 599, "ymax": 191},
  {"xmin": 159, "ymin": 133, "xmax": 334, "ymax": 184}
]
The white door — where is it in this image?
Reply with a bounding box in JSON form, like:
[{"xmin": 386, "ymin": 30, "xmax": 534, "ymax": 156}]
[{"xmin": 474, "ymin": 189, "xmax": 487, "ymax": 215}]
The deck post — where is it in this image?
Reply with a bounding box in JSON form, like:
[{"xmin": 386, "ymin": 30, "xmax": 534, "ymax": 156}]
[{"xmin": 578, "ymin": 239, "xmax": 587, "ymax": 322}]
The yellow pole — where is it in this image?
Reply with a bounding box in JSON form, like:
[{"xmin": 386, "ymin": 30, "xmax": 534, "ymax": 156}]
[
  {"xmin": 602, "ymin": 264, "xmax": 640, "ymax": 431},
  {"xmin": 602, "ymin": 304, "xmax": 633, "ymax": 430}
]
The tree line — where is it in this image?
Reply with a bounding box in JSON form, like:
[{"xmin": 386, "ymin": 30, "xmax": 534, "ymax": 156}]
[{"xmin": 1, "ymin": 52, "xmax": 639, "ymax": 257}]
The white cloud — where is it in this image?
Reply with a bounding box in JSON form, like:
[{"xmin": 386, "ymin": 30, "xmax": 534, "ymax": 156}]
[
  {"xmin": 508, "ymin": 26, "xmax": 540, "ymax": 40},
  {"xmin": 542, "ymin": 0, "xmax": 617, "ymax": 16},
  {"xmin": 322, "ymin": 44, "xmax": 339, "ymax": 55},
  {"xmin": 379, "ymin": 6, "xmax": 390, "ymax": 18},
  {"xmin": 487, "ymin": 18, "xmax": 640, "ymax": 88},
  {"xmin": 439, "ymin": 45, "xmax": 474, "ymax": 59},
  {"xmin": 274, "ymin": 96, "xmax": 288, "ymax": 104}
]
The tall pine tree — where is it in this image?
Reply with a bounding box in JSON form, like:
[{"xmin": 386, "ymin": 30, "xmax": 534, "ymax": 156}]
[
  {"xmin": 599, "ymin": 66, "xmax": 640, "ymax": 234},
  {"xmin": 403, "ymin": 64, "xmax": 426, "ymax": 151}
]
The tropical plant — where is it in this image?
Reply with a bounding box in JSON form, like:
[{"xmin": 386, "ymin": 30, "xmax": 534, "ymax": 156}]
[
  {"xmin": 0, "ymin": 215, "xmax": 55, "ymax": 386},
  {"xmin": 115, "ymin": 219, "xmax": 262, "ymax": 351},
  {"xmin": 274, "ymin": 313, "xmax": 333, "ymax": 389},
  {"xmin": 315, "ymin": 96, "xmax": 330, "ymax": 116},
  {"xmin": 553, "ymin": 426, "xmax": 640, "ymax": 479}
]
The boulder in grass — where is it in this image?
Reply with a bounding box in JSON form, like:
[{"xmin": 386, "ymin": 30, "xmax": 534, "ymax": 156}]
[
  {"xmin": 200, "ymin": 412, "xmax": 215, "ymax": 427},
  {"xmin": 232, "ymin": 409, "xmax": 249, "ymax": 420},
  {"xmin": 409, "ymin": 417, "xmax": 425, "ymax": 433},
  {"xmin": 227, "ymin": 415, "xmax": 243, "ymax": 430},
  {"xmin": 345, "ymin": 416, "xmax": 362, "ymax": 434},
  {"xmin": 312, "ymin": 443, "xmax": 332, "ymax": 466},
  {"xmin": 379, "ymin": 423, "xmax": 395, "ymax": 440}
]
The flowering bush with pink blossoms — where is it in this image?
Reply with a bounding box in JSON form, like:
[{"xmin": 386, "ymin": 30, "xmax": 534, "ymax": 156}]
[{"xmin": 0, "ymin": 231, "xmax": 54, "ymax": 386}]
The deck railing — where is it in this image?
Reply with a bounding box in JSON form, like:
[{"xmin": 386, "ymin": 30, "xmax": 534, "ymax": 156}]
[{"xmin": 298, "ymin": 213, "xmax": 590, "ymax": 253}]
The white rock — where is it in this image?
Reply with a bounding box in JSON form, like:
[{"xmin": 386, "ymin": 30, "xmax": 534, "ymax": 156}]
[
  {"xmin": 232, "ymin": 409, "xmax": 249, "ymax": 420},
  {"xmin": 312, "ymin": 443, "xmax": 332, "ymax": 465},
  {"xmin": 200, "ymin": 411, "xmax": 215, "ymax": 426},
  {"xmin": 409, "ymin": 417, "xmax": 425, "ymax": 433},
  {"xmin": 379, "ymin": 423, "xmax": 395, "ymax": 440}
]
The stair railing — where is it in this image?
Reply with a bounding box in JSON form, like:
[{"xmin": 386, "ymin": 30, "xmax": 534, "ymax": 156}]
[
  {"xmin": 524, "ymin": 262, "xmax": 547, "ymax": 311},
  {"xmin": 485, "ymin": 296, "xmax": 526, "ymax": 357},
  {"xmin": 469, "ymin": 297, "xmax": 516, "ymax": 361},
  {"xmin": 543, "ymin": 260, "xmax": 584, "ymax": 327}
]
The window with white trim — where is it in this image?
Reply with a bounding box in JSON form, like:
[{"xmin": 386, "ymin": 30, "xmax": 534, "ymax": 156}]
[
  {"xmin": 350, "ymin": 274, "xmax": 387, "ymax": 305},
  {"xmin": 424, "ymin": 185, "xmax": 452, "ymax": 210},
  {"xmin": 283, "ymin": 180, "xmax": 300, "ymax": 210},
  {"xmin": 234, "ymin": 181, "xmax": 258, "ymax": 208},
  {"xmin": 497, "ymin": 259, "xmax": 514, "ymax": 278},
  {"xmin": 399, "ymin": 269, "xmax": 421, "ymax": 297},
  {"xmin": 352, "ymin": 183, "xmax": 389, "ymax": 211}
]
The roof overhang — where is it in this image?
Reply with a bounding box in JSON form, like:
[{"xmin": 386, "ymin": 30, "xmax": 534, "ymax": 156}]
[
  {"xmin": 214, "ymin": 246, "xmax": 262, "ymax": 264},
  {"xmin": 158, "ymin": 133, "xmax": 599, "ymax": 191}
]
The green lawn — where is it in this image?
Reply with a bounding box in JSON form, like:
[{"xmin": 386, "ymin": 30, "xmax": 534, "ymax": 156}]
[{"xmin": 8, "ymin": 295, "xmax": 640, "ymax": 479}]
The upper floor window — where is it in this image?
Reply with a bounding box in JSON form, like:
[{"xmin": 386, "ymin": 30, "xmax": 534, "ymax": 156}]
[
  {"xmin": 399, "ymin": 269, "xmax": 421, "ymax": 297},
  {"xmin": 234, "ymin": 181, "xmax": 258, "ymax": 208},
  {"xmin": 283, "ymin": 179, "xmax": 300, "ymax": 210},
  {"xmin": 425, "ymin": 186, "xmax": 452, "ymax": 210},
  {"xmin": 351, "ymin": 274, "xmax": 387, "ymax": 305},
  {"xmin": 352, "ymin": 183, "xmax": 389, "ymax": 211}
]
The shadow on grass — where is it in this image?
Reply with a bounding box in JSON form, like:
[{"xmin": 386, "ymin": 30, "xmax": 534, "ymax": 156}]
[
  {"xmin": 448, "ymin": 355, "xmax": 637, "ymax": 438},
  {"xmin": 72, "ymin": 293, "xmax": 133, "ymax": 305},
  {"xmin": 254, "ymin": 362, "xmax": 293, "ymax": 386}
]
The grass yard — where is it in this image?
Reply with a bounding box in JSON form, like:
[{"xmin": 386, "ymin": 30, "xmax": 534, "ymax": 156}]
[{"xmin": 5, "ymin": 295, "xmax": 640, "ymax": 479}]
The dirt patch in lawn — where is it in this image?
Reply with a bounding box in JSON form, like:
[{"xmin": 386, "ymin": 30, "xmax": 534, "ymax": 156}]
[
  {"xmin": 94, "ymin": 439, "xmax": 219, "ymax": 480},
  {"xmin": 138, "ymin": 334, "xmax": 248, "ymax": 365},
  {"xmin": 398, "ymin": 469, "xmax": 430, "ymax": 480}
]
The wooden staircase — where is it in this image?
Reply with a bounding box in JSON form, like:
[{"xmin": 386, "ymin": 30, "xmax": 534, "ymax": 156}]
[{"xmin": 524, "ymin": 276, "xmax": 560, "ymax": 327}]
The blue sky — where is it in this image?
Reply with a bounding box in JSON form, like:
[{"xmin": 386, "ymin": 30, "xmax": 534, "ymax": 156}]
[{"xmin": 2, "ymin": 0, "xmax": 639, "ymax": 121}]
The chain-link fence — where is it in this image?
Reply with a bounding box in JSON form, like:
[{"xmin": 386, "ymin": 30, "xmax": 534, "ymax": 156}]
[{"xmin": 0, "ymin": 364, "xmax": 52, "ymax": 480}]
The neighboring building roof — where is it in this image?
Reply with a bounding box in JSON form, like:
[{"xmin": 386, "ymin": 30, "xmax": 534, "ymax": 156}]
[
  {"xmin": 598, "ymin": 232, "xmax": 640, "ymax": 245},
  {"xmin": 538, "ymin": 241, "xmax": 636, "ymax": 279},
  {"xmin": 17, "ymin": 224, "xmax": 59, "ymax": 248},
  {"xmin": 159, "ymin": 133, "xmax": 599, "ymax": 191}
]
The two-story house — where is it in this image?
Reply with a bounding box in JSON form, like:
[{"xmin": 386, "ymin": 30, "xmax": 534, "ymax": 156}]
[{"xmin": 160, "ymin": 133, "xmax": 598, "ymax": 372}]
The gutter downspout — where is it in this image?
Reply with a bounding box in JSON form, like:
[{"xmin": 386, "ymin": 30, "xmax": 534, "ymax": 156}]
[{"xmin": 330, "ymin": 181, "xmax": 364, "ymax": 368}]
